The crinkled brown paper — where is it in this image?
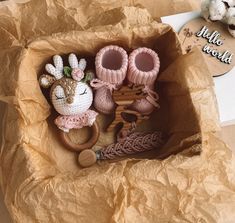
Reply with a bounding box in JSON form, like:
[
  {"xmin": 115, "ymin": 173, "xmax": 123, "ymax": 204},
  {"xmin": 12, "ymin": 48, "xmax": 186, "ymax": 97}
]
[{"xmin": 1, "ymin": 0, "xmax": 235, "ymax": 222}]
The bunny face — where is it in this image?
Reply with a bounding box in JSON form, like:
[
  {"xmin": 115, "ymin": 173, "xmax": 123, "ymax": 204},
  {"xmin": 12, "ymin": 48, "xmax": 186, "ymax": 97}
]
[
  {"xmin": 51, "ymin": 81, "xmax": 93, "ymax": 116},
  {"xmin": 39, "ymin": 53, "xmax": 95, "ymax": 116}
]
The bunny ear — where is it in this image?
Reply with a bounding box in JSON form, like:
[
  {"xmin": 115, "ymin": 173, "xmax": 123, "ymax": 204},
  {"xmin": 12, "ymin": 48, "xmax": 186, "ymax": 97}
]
[
  {"xmin": 68, "ymin": 53, "xmax": 79, "ymax": 69},
  {"xmin": 45, "ymin": 55, "xmax": 64, "ymax": 80},
  {"xmin": 39, "ymin": 74, "xmax": 56, "ymax": 88},
  {"xmin": 68, "ymin": 54, "xmax": 87, "ymax": 71},
  {"xmin": 78, "ymin": 58, "xmax": 87, "ymax": 71},
  {"xmin": 53, "ymin": 55, "xmax": 63, "ymax": 70}
]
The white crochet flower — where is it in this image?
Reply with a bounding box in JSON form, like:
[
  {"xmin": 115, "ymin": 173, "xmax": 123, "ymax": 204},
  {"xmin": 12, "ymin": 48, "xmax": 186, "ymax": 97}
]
[
  {"xmin": 223, "ymin": 0, "xmax": 235, "ymax": 7},
  {"xmin": 71, "ymin": 68, "xmax": 85, "ymax": 81},
  {"xmin": 226, "ymin": 7, "xmax": 235, "ymax": 36},
  {"xmin": 201, "ymin": 0, "xmax": 235, "ymax": 37},
  {"xmin": 209, "ymin": 0, "xmax": 227, "ymax": 21},
  {"xmin": 226, "ymin": 6, "xmax": 235, "ymax": 22},
  {"xmin": 201, "ymin": 0, "xmax": 211, "ymax": 21}
]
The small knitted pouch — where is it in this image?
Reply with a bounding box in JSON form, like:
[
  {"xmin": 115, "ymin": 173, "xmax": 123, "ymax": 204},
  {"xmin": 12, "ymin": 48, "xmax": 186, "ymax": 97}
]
[{"xmin": 202, "ymin": 0, "xmax": 235, "ymax": 37}]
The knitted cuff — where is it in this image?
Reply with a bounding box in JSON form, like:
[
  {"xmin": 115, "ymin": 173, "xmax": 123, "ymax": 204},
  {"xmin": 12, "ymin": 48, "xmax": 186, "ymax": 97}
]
[
  {"xmin": 95, "ymin": 45, "xmax": 128, "ymax": 84},
  {"xmin": 127, "ymin": 47, "xmax": 160, "ymax": 86}
]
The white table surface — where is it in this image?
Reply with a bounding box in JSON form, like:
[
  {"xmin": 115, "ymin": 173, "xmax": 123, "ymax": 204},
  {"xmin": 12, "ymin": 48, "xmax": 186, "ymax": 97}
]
[{"xmin": 161, "ymin": 11, "xmax": 235, "ymax": 125}]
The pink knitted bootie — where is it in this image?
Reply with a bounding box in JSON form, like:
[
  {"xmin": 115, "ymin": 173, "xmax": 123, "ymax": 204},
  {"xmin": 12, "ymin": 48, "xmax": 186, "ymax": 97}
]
[
  {"xmin": 127, "ymin": 47, "xmax": 160, "ymax": 115},
  {"xmin": 91, "ymin": 45, "xmax": 128, "ymax": 114}
]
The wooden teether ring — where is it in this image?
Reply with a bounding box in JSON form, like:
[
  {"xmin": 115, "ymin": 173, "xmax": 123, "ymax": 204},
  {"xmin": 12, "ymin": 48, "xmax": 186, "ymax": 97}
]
[{"xmin": 59, "ymin": 121, "xmax": 100, "ymax": 152}]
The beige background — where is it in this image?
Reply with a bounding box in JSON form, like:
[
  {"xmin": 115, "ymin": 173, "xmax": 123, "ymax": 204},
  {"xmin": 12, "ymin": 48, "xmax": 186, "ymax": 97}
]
[
  {"xmin": 1, "ymin": 0, "xmax": 234, "ymax": 222},
  {"xmin": 0, "ymin": 190, "xmax": 12, "ymax": 223},
  {"xmin": 1, "ymin": 127, "xmax": 234, "ymax": 223}
]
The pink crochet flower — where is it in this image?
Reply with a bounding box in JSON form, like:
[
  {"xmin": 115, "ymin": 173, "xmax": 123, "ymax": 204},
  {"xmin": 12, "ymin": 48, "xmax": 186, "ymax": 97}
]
[
  {"xmin": 71, "ymin": 68, "xmax": 84, "ymax": 81},
  {"xmin": 54, "ymin": 109, "xmax": 98, "ymax": 132}
]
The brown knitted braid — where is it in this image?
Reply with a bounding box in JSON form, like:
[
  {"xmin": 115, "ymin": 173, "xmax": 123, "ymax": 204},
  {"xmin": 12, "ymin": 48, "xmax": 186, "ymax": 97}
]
[{"xmin": 97, "ymin": 131, "xmax": 164, "ymax": 160}]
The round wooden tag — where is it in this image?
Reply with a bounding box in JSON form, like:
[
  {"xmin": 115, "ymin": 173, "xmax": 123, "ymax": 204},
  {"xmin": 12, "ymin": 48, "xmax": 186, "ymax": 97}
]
[
  {"xmin": 179, "ymin": 18, "xmax": 235, "ymax": 77},
  {"xmin": 78, "ymin": 149, "xmax": 97, "ymax": 168}
]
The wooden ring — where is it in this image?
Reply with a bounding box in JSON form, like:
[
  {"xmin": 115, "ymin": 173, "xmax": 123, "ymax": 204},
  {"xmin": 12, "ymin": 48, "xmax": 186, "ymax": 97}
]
[{"xmin": 59, "ymin": 121, "xmax": 100, "ymax": 152}]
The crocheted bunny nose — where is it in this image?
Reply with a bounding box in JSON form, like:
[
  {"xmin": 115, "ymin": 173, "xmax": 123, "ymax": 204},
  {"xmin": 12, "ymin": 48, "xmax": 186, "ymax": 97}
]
[{"xmin": 66, "ymin": 97, "xmax": 74, "ymax": 104}]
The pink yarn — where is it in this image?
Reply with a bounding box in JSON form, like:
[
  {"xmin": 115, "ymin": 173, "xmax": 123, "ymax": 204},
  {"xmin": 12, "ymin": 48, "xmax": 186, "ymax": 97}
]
[
  {"xmin": 95, "ymin": 45, "xmax": 128, "ymax": 84},
  {"xmin": 143, "ymin": 86, "xmax": 160, "ymax": 107},
  {"xmin": 97, "ymin": 131, "xmax": 163, "ymax": 160},
  {"xmin": 127, "ymin": 48, "xmax": 160, "ymax": 115},
  {"xmin": 54, "ymin": 109, "xmax": 98, "ymax": 132},
  {"xmin": 92, "ymin": 87, "xmax": 117, "ymax": 114},
  {"xmin": 90, "ymin": 78, "xmax": 118, "ymax": 91},
  {"xmin": 92, "ymin": 46, "xmax": 160, "ymax": 115},
  {"xmin": 127, "ymin": 86, "xmax": 160, "ymax": 115},
  {"xmin": 128, "ymin": 98, "xmax": 155, "ymax": 115},
  {"xmin": 127, "ymin": 47, "xmax": 160, "ymax": 85},
  {"xmin": 92, "ymin": 45, "xmax": 128, "ymax": 114},
  {"xmin": 90, "ymin": 79, "xmax": 119, "ymax": 114}
]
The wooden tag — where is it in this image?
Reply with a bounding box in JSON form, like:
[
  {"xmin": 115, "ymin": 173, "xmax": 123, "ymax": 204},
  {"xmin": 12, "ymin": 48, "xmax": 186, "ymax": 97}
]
[
  {"xmin": 106, "ymin": 85, "xmax": 150, "ymax": 132},
  {"xmin": 78, "ymin": 149, "xmax": 97, "ymax": 167},
  {"xmin": 179, "ymin": 18, "xmax": 235, "ymax": 77}
]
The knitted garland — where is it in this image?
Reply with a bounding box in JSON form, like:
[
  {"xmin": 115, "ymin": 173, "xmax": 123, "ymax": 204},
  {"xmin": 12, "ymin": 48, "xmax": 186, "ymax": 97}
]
[
  {"xmin": 78, "ymin": 131, "xmax": 164, "ymax": 167},
  {"xmin": 96, "ymin": 131, "xmax": 164, "ymax": 160}
]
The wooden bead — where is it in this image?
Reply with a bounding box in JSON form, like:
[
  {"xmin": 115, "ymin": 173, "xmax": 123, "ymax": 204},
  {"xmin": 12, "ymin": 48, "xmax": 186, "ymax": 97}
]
[{"xmin": 78, "ymin": 149, "xmax": 97, "ymax": 167}]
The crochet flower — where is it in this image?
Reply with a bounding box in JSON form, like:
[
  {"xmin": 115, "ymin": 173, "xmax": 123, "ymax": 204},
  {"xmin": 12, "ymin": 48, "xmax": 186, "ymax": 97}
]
[
  {"xmin": 201, "ymin": 0, "xmax": 235, "ymax": 38},
  {"xmin": 71, "ymin": 68, "xmax": 85, "ymax": 81}
]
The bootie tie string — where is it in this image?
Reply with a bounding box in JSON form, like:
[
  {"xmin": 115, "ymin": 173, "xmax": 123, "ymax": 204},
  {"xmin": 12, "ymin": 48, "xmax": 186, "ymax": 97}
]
[
  {"xmin": 143, "ymin": 86, "xmax": 160, "ymax": 108},
  {"xmin": 90, "ymin": 78, "xmax": 118, "ymax": 91}
]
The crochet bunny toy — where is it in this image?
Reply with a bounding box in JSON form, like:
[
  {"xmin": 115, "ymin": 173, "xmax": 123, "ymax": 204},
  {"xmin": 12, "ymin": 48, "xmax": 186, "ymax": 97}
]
[
  {"xmin": 202, "ymin": 0, "xmax": 235, "ymax": 37},
  {"xmin": 39, "ymin": 54, "xmax": 99, "ymax": 151}
]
